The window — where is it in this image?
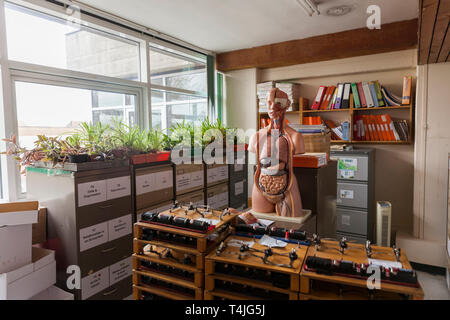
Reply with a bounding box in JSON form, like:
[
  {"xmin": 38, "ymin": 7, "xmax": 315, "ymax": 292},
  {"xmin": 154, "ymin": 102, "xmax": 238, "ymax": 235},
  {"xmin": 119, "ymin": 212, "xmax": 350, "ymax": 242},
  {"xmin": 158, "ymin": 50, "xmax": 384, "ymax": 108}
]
[
  {"xmin": 150, "ymin": 44, "xmax": 208, "ymax": 130},
  {"xmin": 151, "ymin": 90, "xmax": 207, "ymax": 130},
  {"xmin": 0, "ymin": 1, "xmax": 213, "ymax": 200},
  {"xmin": 14, "ymin": 81, "xmax": 137, "ymax": 192},
  {"xmin": 5, "ymin": 2, "xmax": 142, "ymax": 81},
  {"xmin": 15, "ymin": 81, "xmax": 137, "ymax": 149}
]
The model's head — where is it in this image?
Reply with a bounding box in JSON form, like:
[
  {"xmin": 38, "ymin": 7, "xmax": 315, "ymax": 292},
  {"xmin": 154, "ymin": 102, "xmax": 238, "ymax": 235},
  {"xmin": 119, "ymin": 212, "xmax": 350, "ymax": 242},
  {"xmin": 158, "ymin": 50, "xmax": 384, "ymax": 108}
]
[{"xmin": 267, "ymin": 88, "xmax": 290, "ymax": 122}]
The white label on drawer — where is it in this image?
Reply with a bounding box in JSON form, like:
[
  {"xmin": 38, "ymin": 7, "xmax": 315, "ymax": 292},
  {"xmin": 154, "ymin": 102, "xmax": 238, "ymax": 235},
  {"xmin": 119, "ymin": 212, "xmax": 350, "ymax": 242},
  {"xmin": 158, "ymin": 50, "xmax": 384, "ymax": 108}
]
[
  {"xmin": 108, "ymin": 214, "xmax": 132, "ymax": 241},
  {"xmin": 77, "ymin": 180, "xmax": 107, "ymax": 207},
  {"xmin": 191, "ymin": 170, "xmax": 204, "ymax": 188},
  {"xmin": 135, "ymin": 173, "xmax": 155, "ymax": 195},
  {"xmin": 235, "ymin": 181, "xmax": 244, "ymax": 196},
  {"xmin": 207, "ymin": 167, "xmax": 220, "ymax": 183},
  {"xmin": 176, "ymin": 173, "xmax": 191, "ymax": 191},
  {"xmin": 79, "ymin": 222, "xmax": 108, "ymax": 252},
  {"xmin": 106, "ymin": 176, "xmax": 131, "ymax": 200},
  {"xmin": 81, "ymin": 267, "xmax": 110, "ymax": 300},
  {"xmin": 109, "ymin": 256, "xmax": 132, "ymax": 286},
  {"xmin": 155, "ymin": 170, "xmax": 173, "ymax": 190},
  {"xmin": 340, "ymin": 189, "xmax": 354, "ymax": 200},
  {"xmin": 218, "ymin": 166, "xmax": 229, "ymax": 180},
  {"xmin": 341, "ymin": 215, "xmax": 351, "ymax": 226},
  {"xmin": 234, "ymin": 164, "xmax": 244, "ymax": 172}
]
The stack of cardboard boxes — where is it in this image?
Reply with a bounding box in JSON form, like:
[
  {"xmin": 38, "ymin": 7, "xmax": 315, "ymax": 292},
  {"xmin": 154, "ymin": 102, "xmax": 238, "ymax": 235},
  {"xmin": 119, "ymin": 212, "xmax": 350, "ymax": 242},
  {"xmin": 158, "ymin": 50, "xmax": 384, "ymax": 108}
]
[{"xmin": 0, "ymin": 201, "xmax": 72, "ymax": 300}]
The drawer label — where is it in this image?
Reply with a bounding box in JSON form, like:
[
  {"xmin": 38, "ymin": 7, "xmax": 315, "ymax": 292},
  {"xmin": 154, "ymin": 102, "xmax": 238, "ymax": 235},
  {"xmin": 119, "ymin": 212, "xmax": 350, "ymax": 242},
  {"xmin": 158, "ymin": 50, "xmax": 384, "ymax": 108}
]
[
  {"xmin": 156, "ymin": 170, "xmax": 173, "ymax": 190},
  {"xmin": 176, "ymin": 173, "xmax": 191, "ymax": 191},
  {"xmin": 108, "ymin": 214, "xmax": 132, "ymax": 241},
  {"xmin": 340, "ymin": 189, "xmax": 354, "ymax": 200},
  {"xmin": 79, "ymin": 222, "xmax": 108, "ymax": 252},
  {"xmin": 235, "ymin": 181, "xmax": 244, "ymax": 196},
  {"xmin": 207, "ymin": 166, "xmax": 228, "ymax": 184},
  {"xmin": 191, "ymin": 171, "xmax": 204, "ymax": 189},
  {"xmin": 81, "ymin": 267, "xmax": 109, "ymax": 300},
  {"xmin": 135, "ymin": 173, "xmax": 156, "ymax": 195},
  {"xmin": 78, "ymin": 180, "xmax": 107, "ymax": 207},
  {"xmin": 109, "ymin": 256, "xmax": 132, "ymax": 286},
  {"xmin": 106, "ymin": 176, "xmax": 131, "ymax": 200}
]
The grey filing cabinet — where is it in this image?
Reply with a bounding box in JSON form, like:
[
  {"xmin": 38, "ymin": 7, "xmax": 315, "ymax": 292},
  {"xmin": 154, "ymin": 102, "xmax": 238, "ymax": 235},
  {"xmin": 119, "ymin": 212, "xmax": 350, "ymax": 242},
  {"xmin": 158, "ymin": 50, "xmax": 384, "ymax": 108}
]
[
  {"xmin": 330, "ymin": 149, "xmax": 375, "ymax": 243},
  {"xmin": 26, "ymin": 165, "xmax": 133, "ymax": 300}
]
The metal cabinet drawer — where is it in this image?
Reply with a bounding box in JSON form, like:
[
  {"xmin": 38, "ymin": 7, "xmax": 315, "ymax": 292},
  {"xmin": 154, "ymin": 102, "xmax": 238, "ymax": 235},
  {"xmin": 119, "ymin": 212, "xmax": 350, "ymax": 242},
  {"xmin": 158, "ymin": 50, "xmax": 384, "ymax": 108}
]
[
  {"xmin": 77, "ymin": 196, "xmax": 132, "ymax": 229},
  {"xmin": 79, "ymin": 235, "xmax": 132, "ymax": 277},
  {"xmin": 336, "ymin": 208, "xmax": 368, "ymax": 236},
  {"xmin": 333, "ymin": 156, "xmax": 369, "ymax": 182},
  {"xmin": 87, "ymin": 276, "xmax": 132, "ymax": 300},
  {"xmin": 135, "ymin": 165, "xmax": 174, "ymax": 209},
  {"xmin": 337, "ymin": 182, "xmax": 368, "ymax": 209},
  {"xmin": 336, "ymin": 232, "xmax": 367, "ymax": 244}
]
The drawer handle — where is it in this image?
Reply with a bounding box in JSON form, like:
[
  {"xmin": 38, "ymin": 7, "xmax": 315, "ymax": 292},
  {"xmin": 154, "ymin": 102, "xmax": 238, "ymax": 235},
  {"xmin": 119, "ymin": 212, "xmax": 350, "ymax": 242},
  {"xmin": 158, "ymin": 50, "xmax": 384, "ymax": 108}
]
[
  {"xmin": 101, "ymin": 247, "xmax": 116, "ymax": 253},
  {"xmin": 99, "ymin": 204, "xmax": 113, "ymax": 209},
  {"xmin": 102, "ymin": 288, "xmax": 118, "ymax": 296}
]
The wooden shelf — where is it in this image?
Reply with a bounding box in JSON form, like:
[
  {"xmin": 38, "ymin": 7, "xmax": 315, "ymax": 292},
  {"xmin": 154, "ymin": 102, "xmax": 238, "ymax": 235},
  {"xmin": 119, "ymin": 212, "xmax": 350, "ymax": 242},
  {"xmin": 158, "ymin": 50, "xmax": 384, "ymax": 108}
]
[
  {"xmin": 300, "ymin": 105, "xmax": 412, "ymax": 113},
  {"xmin": 331, "ymin": 140, "xmax": 411, "ymax": 145}
]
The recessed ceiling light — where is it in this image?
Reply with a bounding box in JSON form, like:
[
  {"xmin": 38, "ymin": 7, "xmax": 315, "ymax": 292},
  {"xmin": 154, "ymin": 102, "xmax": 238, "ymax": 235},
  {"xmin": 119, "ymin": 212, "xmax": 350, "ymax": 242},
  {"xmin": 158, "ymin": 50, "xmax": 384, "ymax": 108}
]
[{"xmin": 326, "ymin": 5, "xmax": 354, "ymax": 17}]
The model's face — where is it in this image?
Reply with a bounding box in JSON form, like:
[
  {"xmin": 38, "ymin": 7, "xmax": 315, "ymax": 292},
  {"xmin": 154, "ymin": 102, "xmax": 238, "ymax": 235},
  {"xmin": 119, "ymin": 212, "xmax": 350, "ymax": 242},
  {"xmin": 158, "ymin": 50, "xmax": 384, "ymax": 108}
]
[{"xmin": 268, "ymin": 100, "xmax": 285, "ymax": 120}]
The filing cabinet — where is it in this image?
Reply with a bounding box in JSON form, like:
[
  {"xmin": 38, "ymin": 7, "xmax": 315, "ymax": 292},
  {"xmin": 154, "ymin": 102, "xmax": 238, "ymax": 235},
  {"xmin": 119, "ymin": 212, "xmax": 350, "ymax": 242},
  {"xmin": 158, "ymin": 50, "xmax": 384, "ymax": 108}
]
[
  {"xmin": 134, "ymin": 164, "xmax": 174, "ymax": 210},
  {"xmin": 26, "ymin": 165, "xmax": 134, "ymax": 300},
  {"xmin": 206, "ymin": 183, "xmax": 229, "ymax": 210},
  {"xmin": 177, "ymin": 189, "xmax": 205, "ymax": 207},
  {"xmin": 331, "ymin": 149, "xmax": 375, "ymax": 243},
  {"xmin": 174, "ymin": 163, "xmax": 204, "ymax": 195},
  {"xmin": 228, "ymin": 150, "xmax": 248, "ymax": 210}
]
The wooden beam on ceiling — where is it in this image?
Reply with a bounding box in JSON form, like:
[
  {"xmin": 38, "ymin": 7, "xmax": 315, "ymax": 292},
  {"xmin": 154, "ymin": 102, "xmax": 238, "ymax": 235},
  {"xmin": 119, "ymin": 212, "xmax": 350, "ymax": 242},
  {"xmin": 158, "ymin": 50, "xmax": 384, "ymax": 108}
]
[
  {"xmin": 419, "ymin": 0, "xmax": 450, "ymax": 65},
  {"xmin": 216, "ymin": 19, "xmax": 418, "ymax": 72}
]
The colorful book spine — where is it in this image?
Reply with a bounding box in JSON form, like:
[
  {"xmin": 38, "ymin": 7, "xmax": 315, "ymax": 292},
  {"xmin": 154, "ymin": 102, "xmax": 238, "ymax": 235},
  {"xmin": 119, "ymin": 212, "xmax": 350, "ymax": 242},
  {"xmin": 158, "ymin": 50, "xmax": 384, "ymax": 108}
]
[{"xmin": 351, "ymin": 83, "xmax": 361, "ymax": 108}]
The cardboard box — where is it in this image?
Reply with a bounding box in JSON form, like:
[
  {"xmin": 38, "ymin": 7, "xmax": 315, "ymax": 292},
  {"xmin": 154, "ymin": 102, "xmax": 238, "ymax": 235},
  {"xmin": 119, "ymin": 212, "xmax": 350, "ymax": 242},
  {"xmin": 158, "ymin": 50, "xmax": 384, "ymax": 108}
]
[
  {"xmin": 30, "ymin": 285, "xmax": 74, "ymax": 300},
  {"xmin": 0, "ymin": 201, "xmax": 38, "ymax": 274},
  {"xmin": 32, "ymin": 208, "xmax": 47, "ymax": 245},
  {"xmin": 0, "ymin": 247, "xmax": 56, "ymax": 300}
]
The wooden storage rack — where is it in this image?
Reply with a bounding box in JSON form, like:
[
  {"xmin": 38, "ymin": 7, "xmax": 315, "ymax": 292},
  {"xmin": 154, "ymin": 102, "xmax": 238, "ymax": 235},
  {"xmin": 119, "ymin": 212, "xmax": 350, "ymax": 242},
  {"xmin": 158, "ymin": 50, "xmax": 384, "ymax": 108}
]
[
  {"xmin": 300, "ymin": 239, "xmax": 424, "ymax": 300},
  {"xmin": 204, "ymin": 235, "xmax": 308, "ymax": 300},
  {"xmin": 132, "ymin": 206, "xmax": 238, "ymax": 300}
]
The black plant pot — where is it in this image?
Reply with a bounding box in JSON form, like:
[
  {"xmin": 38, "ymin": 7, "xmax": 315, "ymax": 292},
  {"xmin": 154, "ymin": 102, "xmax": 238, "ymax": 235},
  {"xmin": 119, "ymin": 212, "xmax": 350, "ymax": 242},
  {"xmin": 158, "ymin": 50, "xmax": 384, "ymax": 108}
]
[{"xmin": 68, "ymin": 154, "xmax": 90, "ymax": 163}]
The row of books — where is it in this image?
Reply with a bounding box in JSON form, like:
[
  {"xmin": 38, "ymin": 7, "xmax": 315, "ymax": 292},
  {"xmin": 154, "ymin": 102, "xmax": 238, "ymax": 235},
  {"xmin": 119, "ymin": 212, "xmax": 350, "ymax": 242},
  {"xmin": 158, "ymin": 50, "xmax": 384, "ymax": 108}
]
[
  {"xmin": 310, "ymin": 76, "xmax": 412, "ymax": 110},
  {"xmin": 353, "ymin": 115, "xmax": 409, "ymax": 142}
]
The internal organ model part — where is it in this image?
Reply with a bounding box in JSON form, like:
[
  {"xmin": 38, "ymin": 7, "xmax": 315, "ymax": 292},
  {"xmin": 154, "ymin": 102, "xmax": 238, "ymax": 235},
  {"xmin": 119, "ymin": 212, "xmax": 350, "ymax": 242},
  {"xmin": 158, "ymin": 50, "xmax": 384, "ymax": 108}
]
[{"xmin": 249, "ymin": 88, "xmax": 306, "ymax": 217}]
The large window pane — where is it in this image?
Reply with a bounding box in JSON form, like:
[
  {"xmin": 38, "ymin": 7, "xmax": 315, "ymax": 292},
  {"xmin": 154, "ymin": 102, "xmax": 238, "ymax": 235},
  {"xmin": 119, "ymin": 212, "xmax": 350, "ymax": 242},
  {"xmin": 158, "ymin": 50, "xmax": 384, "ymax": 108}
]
[
  {"xmin": 5, "ymin": 3, "xmax": 141, "ymax": 81},
  {"xmin": 150, "ymin": 46, "xmax": 206, "ymax": 93},
  {"xmin": 151, "ymin": 90, "xmax": 207, "ymax": 131},
  {"xmin": 15, "ymin": 81, "xmax": 136, "ymax": 192}
]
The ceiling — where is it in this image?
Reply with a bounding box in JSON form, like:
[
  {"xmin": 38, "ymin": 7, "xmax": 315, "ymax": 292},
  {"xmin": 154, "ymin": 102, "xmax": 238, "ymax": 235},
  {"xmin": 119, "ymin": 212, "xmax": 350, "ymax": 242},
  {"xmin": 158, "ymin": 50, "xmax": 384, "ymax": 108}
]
[{"xmin": 78, "ymin": 0, "xmax": 419, "ymax": 53}]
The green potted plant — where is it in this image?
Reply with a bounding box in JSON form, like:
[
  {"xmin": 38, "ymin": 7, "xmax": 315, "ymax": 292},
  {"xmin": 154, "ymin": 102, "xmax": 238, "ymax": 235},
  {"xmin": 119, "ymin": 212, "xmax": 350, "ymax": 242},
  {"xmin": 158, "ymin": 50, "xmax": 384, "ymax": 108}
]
[
  {"xmin": 1, "ymin": 135, "xmax": 45, "ymax": 173},
  {"xmin": 60, "ymin": 134, "xmax": 90, "ymax": 163}
]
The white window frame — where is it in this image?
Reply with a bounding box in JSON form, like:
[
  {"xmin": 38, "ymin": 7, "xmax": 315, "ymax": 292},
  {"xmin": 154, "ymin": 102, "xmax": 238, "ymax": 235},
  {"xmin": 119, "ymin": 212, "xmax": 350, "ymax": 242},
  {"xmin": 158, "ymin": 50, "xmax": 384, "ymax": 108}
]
[{"xmin": 0, "ymin": 0, "xmax": 212, "ymax": 201}]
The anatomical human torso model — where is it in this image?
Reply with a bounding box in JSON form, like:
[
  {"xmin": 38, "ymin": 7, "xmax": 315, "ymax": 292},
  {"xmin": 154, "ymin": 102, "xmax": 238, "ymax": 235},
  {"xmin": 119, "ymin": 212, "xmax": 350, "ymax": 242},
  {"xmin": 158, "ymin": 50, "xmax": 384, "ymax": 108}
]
[{"xmin": 249, "ymin": 88, "xmax": 306, "ymax": 217}]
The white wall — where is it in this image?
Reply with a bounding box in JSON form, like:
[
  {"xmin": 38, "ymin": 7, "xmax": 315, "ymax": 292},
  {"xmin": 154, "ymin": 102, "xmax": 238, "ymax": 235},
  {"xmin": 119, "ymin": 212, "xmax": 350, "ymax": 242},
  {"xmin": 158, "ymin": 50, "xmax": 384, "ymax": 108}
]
[{"xmin": 224, "ymin": 68, "xmax": 259, "ymax": 197}]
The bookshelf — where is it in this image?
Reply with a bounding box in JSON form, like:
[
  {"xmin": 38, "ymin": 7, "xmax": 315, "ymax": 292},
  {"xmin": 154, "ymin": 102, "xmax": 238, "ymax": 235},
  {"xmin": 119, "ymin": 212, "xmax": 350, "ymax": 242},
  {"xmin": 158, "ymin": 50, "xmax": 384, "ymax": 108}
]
[{"xmin": 298, "ymin": 104, "xmax": 414, "ymax": 144}]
